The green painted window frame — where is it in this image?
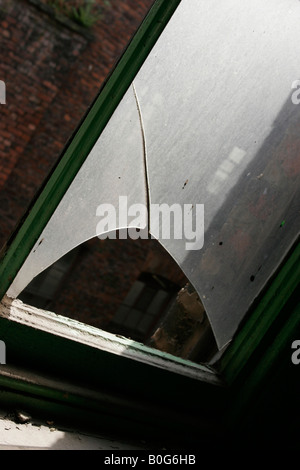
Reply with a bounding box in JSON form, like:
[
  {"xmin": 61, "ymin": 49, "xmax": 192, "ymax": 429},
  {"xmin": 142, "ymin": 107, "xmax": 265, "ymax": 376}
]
[{"xmin": 0, "ymin": 0, "xmax": 299, "ymax": 446}]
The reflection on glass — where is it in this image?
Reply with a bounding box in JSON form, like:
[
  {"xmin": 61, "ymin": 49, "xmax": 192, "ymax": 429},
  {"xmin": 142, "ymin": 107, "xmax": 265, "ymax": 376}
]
[
  {"xmin": 18, "ymin": 236, "xmax": 218, "ymax": 364},
  {"xmin": 3, "ymin": 0, "xmax": 300, "ymax": 355},
  {"xmin": 133, "ymin": 0, "xmax": 300, "ymax": 348},
  {"xmin": 0, "ymin": 0, "xmax": 155, "ymax": 247}
]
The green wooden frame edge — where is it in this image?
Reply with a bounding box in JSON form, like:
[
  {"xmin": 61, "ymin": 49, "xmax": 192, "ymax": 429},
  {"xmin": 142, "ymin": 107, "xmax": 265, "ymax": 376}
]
[
  {"xmin": 0, "ymin": 364, "xmax": 224, "ymax": 443},
  {"xmin": 0, "ymin": 0, "xmax": 182, "ymax": 299},
  {"xmin": 219, "ymin": 237, "xmax": 300, "ymax": 386},
  {"xmin": 225, "ymin": 293, "xmax": 300, "ymax": 428},
  {"xmin": 0, "ymin": 0, "xmax": 299, "ymax": 444}
]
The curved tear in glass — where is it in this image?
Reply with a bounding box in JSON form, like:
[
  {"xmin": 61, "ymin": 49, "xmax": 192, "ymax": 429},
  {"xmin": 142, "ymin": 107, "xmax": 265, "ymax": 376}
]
[
  {"xmin": 17, "ymin": 236, "xmax": 218, "ymax": 364},
  {"xmin": 7, "ymin": 0, "xmax": 300, "ymax": 351},
  {"xmin": 7, "ymin": 85, "xmax": 148, "ymax": 299}
]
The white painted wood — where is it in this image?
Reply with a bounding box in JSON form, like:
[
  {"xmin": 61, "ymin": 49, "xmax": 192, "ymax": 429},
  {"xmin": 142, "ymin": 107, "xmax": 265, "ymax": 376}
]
[{"xmin": 0, "ymin": 296, "xmax": 221, "ymax": 384}]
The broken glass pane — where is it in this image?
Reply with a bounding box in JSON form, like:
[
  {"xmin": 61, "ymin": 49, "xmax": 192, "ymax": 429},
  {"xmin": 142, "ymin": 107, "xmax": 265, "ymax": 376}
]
[{"xmin": 8, "ymin": 0, "xmax": 300, "ymax": 352}]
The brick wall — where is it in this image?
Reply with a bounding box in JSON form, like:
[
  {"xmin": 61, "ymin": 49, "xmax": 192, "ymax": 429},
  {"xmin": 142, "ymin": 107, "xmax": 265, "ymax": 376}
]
[
  {"xmin": 0, "ymin": 0, "xmax": 188, "ymax": 334},
  {"xmin": 50, "ymin": 237, "xmax": 187, "ymax": 330},
  {"xmin": 0, "ymin": 0, "xmax": 155, "ymax": 245}
]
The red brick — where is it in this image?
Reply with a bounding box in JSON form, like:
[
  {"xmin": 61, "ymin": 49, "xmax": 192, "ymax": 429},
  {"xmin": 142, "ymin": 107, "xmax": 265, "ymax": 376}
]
[{"xmin": 0, "ymin": 0, "xmax": 187, "ymax": 338}]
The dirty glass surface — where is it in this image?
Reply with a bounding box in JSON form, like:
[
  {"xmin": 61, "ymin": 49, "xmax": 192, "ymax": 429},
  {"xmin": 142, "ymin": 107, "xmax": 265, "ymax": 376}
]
[
  {"xmin": 7, "ymin": 86, "xmax": 148, "ymax": 296},
  {"xmin": 133, "ymin": 0, "xmax": 300, "ymax": 348},
  {"xmin": 8, "ymin": 0, "xmax": 300, "ymax": 350},
  {"xmin": 0, "ymin": 0, "xmax": 155, "ymax": 248}
]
